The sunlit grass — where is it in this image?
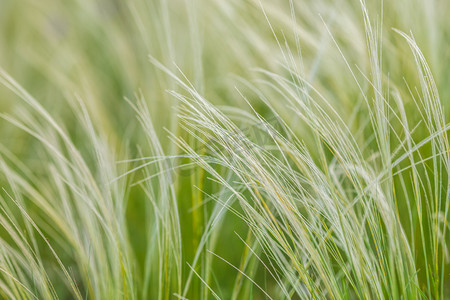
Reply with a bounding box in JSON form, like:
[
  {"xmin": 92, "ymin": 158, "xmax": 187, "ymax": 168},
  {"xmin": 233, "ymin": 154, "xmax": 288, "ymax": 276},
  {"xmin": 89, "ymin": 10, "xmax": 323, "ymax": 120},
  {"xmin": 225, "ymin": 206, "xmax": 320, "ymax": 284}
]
[{"xmin": 0, "ymin": 0, "xmax": 449, "ymax": 299}]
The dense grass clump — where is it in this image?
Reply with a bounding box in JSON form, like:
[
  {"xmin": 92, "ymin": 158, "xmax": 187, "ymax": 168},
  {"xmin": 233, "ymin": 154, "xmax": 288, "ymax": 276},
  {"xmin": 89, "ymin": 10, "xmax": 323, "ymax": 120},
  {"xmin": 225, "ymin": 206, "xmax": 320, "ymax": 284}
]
[{"xmin": 0, "ymin": 0, "xmax": 449, "ymax": 299}]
